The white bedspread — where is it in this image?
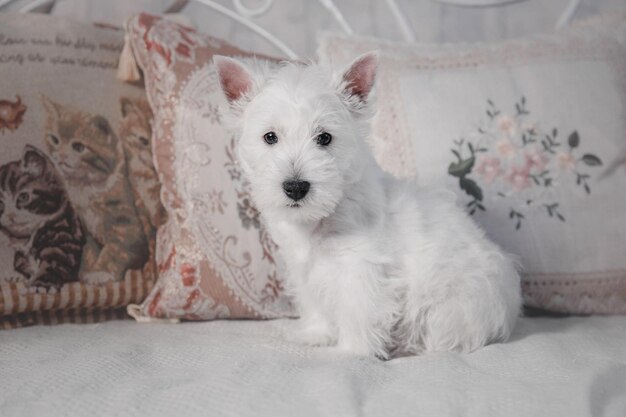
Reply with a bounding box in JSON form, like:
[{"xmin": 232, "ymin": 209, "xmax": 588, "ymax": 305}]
[{"xmin": 1, "ymin": 316, "xmax": 625, "ymax": 417}]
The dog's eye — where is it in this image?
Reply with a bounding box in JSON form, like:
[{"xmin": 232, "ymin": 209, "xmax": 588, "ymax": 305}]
[
  {"xmin": 316, "ymin": 132, "xmax": 332, "ymax": 146},
  {"xmin": 263, "ymin": 131, "xmax": 278, "ymax": 145}
]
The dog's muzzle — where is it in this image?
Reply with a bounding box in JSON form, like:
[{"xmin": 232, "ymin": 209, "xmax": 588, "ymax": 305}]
[{"xmin": 282, "ymin": 179, "xmax": 310, "ymax": 202}]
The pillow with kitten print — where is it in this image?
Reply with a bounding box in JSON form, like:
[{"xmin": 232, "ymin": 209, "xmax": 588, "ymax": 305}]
[
  {"xmin": 0, "ymin": 13, "xmax": 164, "ymax": 328},
  {"xmin": 124, "ymin": 13, "xmax": 294, "ymax": 321}
]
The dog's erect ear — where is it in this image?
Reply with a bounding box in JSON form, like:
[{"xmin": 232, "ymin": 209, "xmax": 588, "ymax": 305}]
[
  {"xmin": 340, "ymin": 52, "xmax": 378, "ymax": 102},
  {"xmin": 214, "ymin": 55, "xmax": 254, "ymax": 105}
]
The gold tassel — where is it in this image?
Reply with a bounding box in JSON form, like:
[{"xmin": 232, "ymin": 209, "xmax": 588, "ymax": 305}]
[{"xmin": 117, "ymin": 33, "xmax": 141, "ymax": 82}]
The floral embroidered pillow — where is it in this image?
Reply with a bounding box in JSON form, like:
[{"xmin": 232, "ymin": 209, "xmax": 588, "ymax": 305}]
[
  {"xmin": 125, "ymin": 14, "xmax": 294, "ymax": 320},
  {"xmin": 0, "ymin": 14, "xmax": 163, "ymax": 328},
  {"xmin": 319, "ymin": 17, "xmax": 626, "ymax": 314}
]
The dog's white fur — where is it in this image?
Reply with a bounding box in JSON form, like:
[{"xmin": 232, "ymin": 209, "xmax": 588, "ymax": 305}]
[{"xmin": 214, "ymin": 52, "xmax": 522, "ymax": 359}]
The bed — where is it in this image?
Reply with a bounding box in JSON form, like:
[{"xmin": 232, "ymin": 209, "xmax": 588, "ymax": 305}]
[{"xmin": 2, "ymin": 316, "xmax": 626, "ymax": 416}]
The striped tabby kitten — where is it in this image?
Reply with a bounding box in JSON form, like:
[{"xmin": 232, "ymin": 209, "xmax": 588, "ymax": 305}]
[
  {"xmin": 0, "ymin": 145, "xmax": 84, "ymax": 289},
  {"xmin": 41, "ymin": 96, "xmax": 148, "ymax": 285},
  {"xmin": 118, "ymin": 97, "xmax": 164, "ymax": 244}
]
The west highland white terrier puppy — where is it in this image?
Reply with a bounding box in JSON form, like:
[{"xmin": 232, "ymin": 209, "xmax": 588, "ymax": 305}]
[{"xmin": 214, "ymin": 52, "xmax": 522, "ymax": 359}]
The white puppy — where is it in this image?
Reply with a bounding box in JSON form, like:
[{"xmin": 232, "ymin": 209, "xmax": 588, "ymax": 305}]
[{"xmin": 214, "ymin": 52, "xmax": 522, "ymax": 359}]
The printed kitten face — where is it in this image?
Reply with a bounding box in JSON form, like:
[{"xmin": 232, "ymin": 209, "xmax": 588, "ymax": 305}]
[
  {"xmin": 119, "ymin": 97, "xmax": 153, "ymax": 167},
  {"xmin": 41, "ymin": 96, "xmax": 118, "ymax": 184},
  {"xmin": 0, "ymin": 146, "xmax": 66, "ymax": 240}
]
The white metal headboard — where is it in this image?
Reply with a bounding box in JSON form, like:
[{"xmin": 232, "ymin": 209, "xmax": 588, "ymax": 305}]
[{"xmin": 2, "ymin": 0, "xmax": 582, "ymax": 60}]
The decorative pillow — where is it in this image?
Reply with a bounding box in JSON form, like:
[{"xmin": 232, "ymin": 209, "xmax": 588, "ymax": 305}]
[
  {"xmin": 319, "ymin": 17, "xmax": 626, "ymax": 315},
  {"xmin": 0, "ymin": 14, "xmax": 163, "ymax": 328},
  {"xmin": 124, "ymin": 14, "xmax": 294, "ymax": 320}
]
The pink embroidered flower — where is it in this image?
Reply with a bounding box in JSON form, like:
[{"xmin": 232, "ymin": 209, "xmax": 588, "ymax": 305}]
[
  {"xmin": 497, "ymin": 115, "xmax": 517, "ymax": 137},
  {"xmin": 524, "ymin": 147, "xmax": 549, "ymax": 172},
  {"xmin": 505, "ymin": 165, "xmax": 531, "ymax": 191},
  {"xmin": 556, "ymin": 152, "xmax": 576, "ymax": 171},
  {"xmin": 475, "ymin": 156, "xmax": 503, "ymax": 183},
  {"xmin": 496, "ymin": 139, "xmax": 516, "ymax": 159}
]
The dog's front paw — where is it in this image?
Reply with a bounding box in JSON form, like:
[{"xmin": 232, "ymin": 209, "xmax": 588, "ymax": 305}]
[{"xmin": 289, "ymin": 326, "xmax": 336, "ymax": 347}]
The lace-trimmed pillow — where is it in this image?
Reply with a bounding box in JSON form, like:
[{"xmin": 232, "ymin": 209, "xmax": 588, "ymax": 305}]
[
  {"xmin": 0, "ymin": 14, "xmax": 163, "ymax": 329},
  {"xmin": 124, "ymin": 14, "xmax": 294, "ymax": 320},
  {"xmin": 319, "ymin": 16, "xmax": 626, "ymax": 315}
]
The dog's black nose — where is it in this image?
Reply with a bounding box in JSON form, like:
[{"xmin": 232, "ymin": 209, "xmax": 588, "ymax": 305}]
[{"xmin": 282, "ymin": 180, "xmax": 310, "ymax": 201}]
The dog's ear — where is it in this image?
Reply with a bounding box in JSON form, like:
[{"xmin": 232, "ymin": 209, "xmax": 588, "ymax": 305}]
[
  {"xmin": 214, "ymin": 55, "xmax": 254, "ymax": 105},
  {"xmin": 339, "ymin": 51, "xmax": 378, "ymax": 103}
]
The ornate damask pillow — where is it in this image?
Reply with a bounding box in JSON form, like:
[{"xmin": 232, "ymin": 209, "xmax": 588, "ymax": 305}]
[
  {"xmin": 319, "ymin": 16, "xmax": 626, "ymax": 314},
  {"xmin": 0, "ymin": 14, "xmax": 163, "ymax": 328},
  {"xmin": 124, "ymin": 14, "xmax": 294, "ymax": 320}
]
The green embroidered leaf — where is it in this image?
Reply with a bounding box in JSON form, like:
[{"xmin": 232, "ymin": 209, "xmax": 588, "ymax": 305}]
[
  {"xmin": 582, "ymin": 154, "xmax": 602, "ymax": 166},
  {"xmin": 448, "ymin": 156, "xmax": 475, "ymax": 178},
  {"xmin": 451, "ymin": 149, "xmax": 461, "ymax": 161},
  {"xmin": 459, "ymin": 177, "xmax": 483, "ymax": 201},
  {"xmin": 568, "ymin": 131, "xmax": 580, "ymax": 148}
]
